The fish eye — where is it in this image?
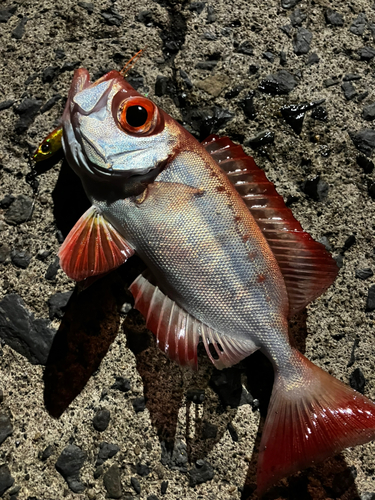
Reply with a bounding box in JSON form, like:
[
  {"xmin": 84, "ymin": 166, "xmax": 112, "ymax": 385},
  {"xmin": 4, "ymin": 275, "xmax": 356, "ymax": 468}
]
[
  {"xmin": 118, "ymin": 96, "xmax": 157, "ymax": 135},
  {"xmin": 41, "ymin": 143, "xmax": 50, "ymax": 153}
]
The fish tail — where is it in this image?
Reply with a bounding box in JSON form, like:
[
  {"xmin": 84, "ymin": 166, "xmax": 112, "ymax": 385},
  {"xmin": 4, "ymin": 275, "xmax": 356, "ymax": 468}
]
[{"xmin": 256, "ymin": 348, "xmax": 375, "ymax": 495}]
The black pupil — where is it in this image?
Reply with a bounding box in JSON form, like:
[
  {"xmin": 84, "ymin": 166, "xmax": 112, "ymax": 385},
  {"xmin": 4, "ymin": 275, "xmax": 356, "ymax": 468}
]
[
  {"xmin": 41, "ymin": 143, "xmax": 50, "ymax": 153},
  {"xmin": 126, "ymin": 105, "xmax": 148, "ymax": 128}
]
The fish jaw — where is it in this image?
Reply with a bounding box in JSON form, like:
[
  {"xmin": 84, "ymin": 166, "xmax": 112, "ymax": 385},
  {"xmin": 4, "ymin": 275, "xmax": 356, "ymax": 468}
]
[{"xmin": 61, "ymin": 69, "xmax": 179, "ymax": 185}]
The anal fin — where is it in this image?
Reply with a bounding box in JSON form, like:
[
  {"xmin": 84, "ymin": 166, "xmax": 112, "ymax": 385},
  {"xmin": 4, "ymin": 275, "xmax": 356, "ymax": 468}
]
[{"xmin": 129, "ymin": 272, "xmax": 258, "ymax": 370}]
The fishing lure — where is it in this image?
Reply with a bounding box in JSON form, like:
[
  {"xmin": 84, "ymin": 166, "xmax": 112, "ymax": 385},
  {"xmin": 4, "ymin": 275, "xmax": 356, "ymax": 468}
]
[{"xmin": 37, "ymin": 68, "xmax": 375, "ymax": 495}]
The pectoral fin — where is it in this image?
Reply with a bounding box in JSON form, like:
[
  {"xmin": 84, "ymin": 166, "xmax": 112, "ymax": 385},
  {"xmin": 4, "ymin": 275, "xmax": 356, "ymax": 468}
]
[{"xmin": 59, "ymin": 206, "xmax": 134, "ymax": 281}]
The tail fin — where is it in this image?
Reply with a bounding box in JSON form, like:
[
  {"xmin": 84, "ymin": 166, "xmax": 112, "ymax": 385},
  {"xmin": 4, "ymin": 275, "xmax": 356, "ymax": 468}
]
[{"xmin": 257, "ymin": 349, "xmax": 375, "ymax": 495}]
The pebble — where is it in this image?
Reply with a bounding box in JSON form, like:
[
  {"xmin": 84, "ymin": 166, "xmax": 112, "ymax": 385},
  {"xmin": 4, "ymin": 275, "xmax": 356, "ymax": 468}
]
[
  {"xmin": 306, "ymin": 52, "xmax": 319, "ymax": 65},
  {"xmin": 355, "ymin": 268, "xmax": 373, "ymax": 280},
  {"xmin": 227, "ymin": 422, "xmax": 239, "ymax": 442},
  {"xmin": 41, "ymin": 444, "xmax": 54, "ymax": 461},
  {"xmin": 10, "ymin": 250, "xmax": 31, "ymax": 269},
  {"xmin": 0, "ymin": 412, "xmax": 13, "ymax": 445},
  {"xmin": 350, "ymin": 368, "xmax": 366, "ymax": 394},
  {"xmin": 350, "ymin": 12, "xmax": 367, "ymax": 36},
  {"xmin": 279, "ymin": 51, "xmax": 287, "ymax": 65},
  {"xmin": 136, "ymin": 10, "xmax": 153, "ymax": 26},
  {"xmin": 45, "ymin": 256, "xmax": 60, "ymax": 280},
  {"xmin": 136, "ymin": 463, "xmax": 150, "ymax": 477},
  {"xmin": 311, "ymin": 105, "xmax": 328, "ymax": 121},
  {"xmin": 195, "ymin": 74, "xmax": 230, "ymax": 97},
  {"xmin": 280, "ymin": 100, "xmax": 324, "ymax": 134},
  {"xmin": 236, "ymin": 41, "xmax": 254, "ymax": 55},
  {"xmin": 358, "ymin": 47, "xmax": 375, "ymax": 60},
  {"xmin": 239, "ymin": 93, "xmax": 257, "ymax": 120},
  {"xmin": 344, "ymin": 74, "xmax": 361, "ymax": 81},
  {"xmin": 246, "ymin": 130, "xmax": 275, "ymax": 149},
  {"xmin": 0, "ymin": 100, "xmax": 14, "ymax": 111},
  {"xmin": 290, "ymin": 8, "xmax": 306, "ymax": 27},
  {"xmin": 366, "ymin": 285, "xmax": 375, "ymax": 312},
  {"xmin": 201, "ymin": 421, "xmax": 218, "ymax": 439},
  {"xmin": 179, "ymin": 69, "xmax": 193, "ymax": 89},
  {"xmin": 280, "ymin": 24, "xmax": 292, "ymax": 37},
  {"xmin": 195, "ymin": 60, "xmax": 218, "ymax": 71},
  {"xmin": 358, "ymin": 92, "xmax": 370, "ymax": 104},
  {"xmin": 161, "ymin": 439, "xmax": 188, "ymax": 469},
  {"xmin": 325, "ymin": 9, "xmax": 344, "ymax": 26},
  {"xmin": 342, "ymin": 81, "xmax": 357, "ymax": 100},
  {"xmin": 369, "ymin": 181, "xmax": 375, "ymax": 200},
  {"xmin": 148, "ymin": 495, "xmax": 159, "ymax": 500},
  {"xmin": 342, "ymin": 235, "xmax": 356, "ymax": 253},
  {"xmin": 0, "ymin": 194, "xmax": 15, "ymax": 208},
  {"xmin": 0, "ymin": 294, "xmax": 55, "ymax": 365},
  {"xmin": 206, "ymin": 6, "xmax": 216, "ymax": 23},
  {"xmin": 13, "ymin": 98, "xmax": 42, "ymax": 133},
  {"xmin": 248, "ymin": 64, "xmax": 259, "ymax": 75},
  {"xmin": 0, "ymin": 464, "xmax": 14, "ymax": 497},
  {"xmin": 225, "ymin": 86, "xmax": 244, "ymax": 99},
  {"xmin": 186, "ymin": 389, "xmax": 205, "ymax": 404},
  {"xmin": 111, "ymin": 376, "xmax": 131, "ymax": 393},
  {"xmin": 100, "ymin": 7, "xmax": 123, "ymax": 26},
  {"xmin": 258, "ymin": 70, "xmax": 297, "ymax": 94},
  {"xmin": 356, "ymin": 154, "xmax": 374, "ymax": 173},
  {"xmin": 155, "ymin": 76, "xmax": 168, "ymax": 97},
  {"xmin": 96, "ymin": 442, "xmax": 120, "ymax": 466},
  {"xmin": 188, "ymin": 460, "xmax": 214, "ymax": 486},
  {"xmin": 94, "ymin": 465, "xmax": 103, "ymax": 479},
  {"xmin": 93, "ymin": 409, "xmax": 111, "ymax": 432},
  {"xmin": 11, "ymin": 15, "xmax": 27, "ymax": 39},
  {"xmin": 0, "ymin": 243, "xmax": 10, "ymax": 264},
  {"xmin": 4, "ymin": 194, "xmax": 33, "ymax": 225},
  {"xmin": 161, "ymin": 480, "xmax": 168, "ymax": 495},
  {"xmin": 324, "ymin": 77, "xmax": 340, "ymax": 87},
  {"xmin": 40, "ymin": 94, "xmax": 62, "ymax": 114},
  {"xmin": 55, "ymin": 444, "xmax": 86, "ymax": 493},
  {"xmin": 132, "ymin": 397, "xmax": 146, "ymax": 413},
  {"xmin": 301, "ymin": 175, "xmax": 329, "ymax": 201},
  {"xmin": 78, "ymin": 2, "xmax": 94, "ymax": 14},
  {"xmin": 363, "ymin": 103, "xmax": 375, "ymax": 121},
  {"xmin": 47, "ymin": 291, "xmax": 73, "ymax": 320},
  {"xmin": 103, "ymin": 464, "xmax": 122, "ymax": 499},
  {"xmin": 293, "ymin": 27, "xmax": 312, "ymax": 55},
  {"xmin": 0, "ymin": 5, "xmax": 17, "ymax": 23},
  {"xmin": 281, "ymin": 0, "xmax": 300, "ymax": 8},
  {"xmin": 263, "ymin": 51, "xmax": 275, "ymax": 62},
  {"xmin": 350, "ymin": 129, "xmax": 375, "ymax": 156},
  {"xmin": 131, "ymin": 476, "xmax": 141, "ymax": 494}
]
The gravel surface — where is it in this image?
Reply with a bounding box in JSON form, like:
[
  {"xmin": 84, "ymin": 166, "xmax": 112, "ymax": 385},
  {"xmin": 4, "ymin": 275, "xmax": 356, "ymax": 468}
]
[{"xmin": 1, "ymin": 0, "xmax": 375, "ymax": 499}]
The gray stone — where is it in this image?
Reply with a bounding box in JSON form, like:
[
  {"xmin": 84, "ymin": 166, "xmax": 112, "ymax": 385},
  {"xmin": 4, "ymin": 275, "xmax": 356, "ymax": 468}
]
[
  {"xmin": 11, "ymin": 250, "xmax": 31, "ymax": 269},
  {"xmin": 55, "ymin": 444, "xmax": 86, "ymax": 493},
  {"xmin": 93, "ymin": 409, "xmax": 110, "ymax": 432},
  {"xmin": 259, "ymin": 70, "xmax": 297, "ymax": 94},
  {"xmin": 363, "ymin": 103, "xmax": 375, "ymax": 121},
  {"xmin": 325, "ymin": 9, "xmax": 344, "ymax": 26},
  {"xmin": 350, "ymin": 13, "xmax": 367, "ymax": 35},
  {"xmin": 341, "ymin": 81, "xmax": 357, "ymax": 100},
  {"xmin": 96, "ymin": 442, "xmax": 120, "ymax": 466},
  {"xmin": 4, "ymin": 195, "xmax": 33, "ymax": 225},
  {"xmin": 0, "ymin": 412, "xmax": 13, "ymax": 445},
  {"xmin": 366, "ymin": 285, "xmax": 375, "ymax": 312},
  {"xmin": 0, "ymin": 464, "xmax": 14, "ymax": 496},
  {"xmin": 293, "ymin": 27, "xmax": 312, "ymax": 55},
  {"xmin": 47, "ymin": 291, "xmax": 73, "ymax": 320},
  {"xmin": 103, "ymin": 464, "xmax": 122, "ymax": 499},
  {"xmin": 350, "ymin": 129, "xmax": 375, "ymax": 157},
  {"xmin": 188, "ymin": 460, "xmax": 214, "ymax": 486}
]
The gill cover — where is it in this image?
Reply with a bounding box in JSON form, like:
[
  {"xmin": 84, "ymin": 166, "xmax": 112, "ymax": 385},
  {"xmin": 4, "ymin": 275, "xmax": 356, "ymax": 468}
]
[{"xmin": 61, "ymin": 69, "xmax": 177, "ymax": 179}]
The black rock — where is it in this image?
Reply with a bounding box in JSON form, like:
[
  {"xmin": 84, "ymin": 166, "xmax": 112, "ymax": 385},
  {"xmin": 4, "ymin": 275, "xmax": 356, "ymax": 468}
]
[
  {"xmin": 225, "ymin": 86, "xmax": 243, "ymax": 99},
  {"xmin": 126, "ymin": 71, "xmax": 144, "ymax": 91},
  {"xmin": 206, "ymin": 6, "xmax": 216, "ymax": 23},
  {"xmin": 11, "ymin": 16, "xmax": 27, "ymax": 39},
  {"xmin": 311, "ymin": 106, "xmax": 328, "ymax": 121},
  {"xmin": 366, "ymin": 285, "xmax": 375, "ymax": 312},
  {"xmin": 55, "ymin": 444, "xmax": 86, "ymax": 493},
  {"xmin": 188, "ymin": 460, "xmax": 214, "ymax": 486},
  {"xmin": 148, "ymin": 495, "xmax": 159, "ymax": 500},
  {"xmin": 0, "ymin": 100, "xmax": 14, "ymax": 111},
  {"xmin": 188, "ymin": 2, "xmax": 206, "ymax": 14},
  {"xmin": 4, "ymin": 194, "xmax": 33, "ymax": 225},
  {"xmin": 350, "ymin": 129, "xmax": 375, "ymax": 156},
  {"xmin": 132, "ymin": 397, "xmax": 146, "ymax": 413},
  {"xmin": 363, "ymin": 103, "xmax": 375, "ymax": 121},
  {"xmin": 342, "ymin": 234, "xmax": 356, "ymax": 253},
  {"xmin": 201, "ymin": 421, "xmax": 218, "ymax": 439},
  {"xmin": 103, "ymin": 464, "xmax": 122, "ymax": 499},
  {"xmin": 324, "ymin": 78, "xmax": 340, "ymax": 87},
  {"xmin": 350, "ymin": 368, "xmax": 366, "ymax": 394},
  {"xmin": 0, "ymin": 412, "xmax": 13, "ymax": 445},
  {"xmin": 280, "ymin": 51, "xmax": 287, "ymax": 65},
  {"xmin": 369, "ymin": 181, "xmax": 375, "ymax": 200},
  {"xmin": 332, "ymin": 466, "xmax": 357, "ymax": 497},
  {"xmin": 0, "ymin": 294, "xmax": 55, "ymax": 365},
  {"xmin": 258, "ymin": 70, "xmax": 297, "ymax": 94},
  {"xmin": 359, "ymin": 47, "xmax": 375, "ymax": 60},
  {"xmin": 227, "ymin": 422, "xmax": 239, "ymax": 442},
  {"xmin": 161, "ymin": 480, "xmax": 168, "ymax": 495},
  {"xmin": 45, "ymin": 256, "xmax": 60, "ymax": 280},
  {"xmin": 161, "ymin": 439, "xmax": 188, "ymax": 469},
  {"xmin": 236, "ymin": 41, "xmax": 254, "ymax": 55},
  {"xmin": 334, "ymin": 254, "xmax": 344, "ymax": 268},
  {"xmin": 239, "ymin": 93, "xmax": 257, "ymax": 120},
  {"xmin": 78, "ymin": 2, "xmax": 94, "ymax": 14},
  {"xmin": 263, "ymin": 51, "xmax": 275, "ymax": 62},
  {"xmin": 155, "ymin": 76, "xmax": 168, "ymax": 97},
  {"xmin": 37, "ymin": 249, "xmax": 52, "ymax": 261},
  {"xmin": 325, "ymin": 9, "xmax": 344, "ymax": 26},
  {"xmin": 47, "ymin": 291, "xmax": 73, "ymax": 320},
  {"xmin": 290, "ymin": 8, "xmax": 306, "ymax": 26},
  {"xmin": 307, "ymin": 52, "xmax": 320, "ymax": 65},
  {"xmin": 0, "ymin": 5, "xmax": 16, "ymax": 23},
  {"xmin": 195, "ymin": 60, "xmax": 218, "ymax": 71},
  {"xmin": 54, "ymin": 48, "xmax": 66, "ymax": 59},
  {"xmin": 179, "ymin": 69, "xmax": 193, "ymax": 89},
  {"xmin": 100, "ymin": 7, "xmax": 123, "ymax": 26},
  {"xmin": 293, "ymin": 27, "xmax": 312, "ymax": 55},
  {"xmin": 341, "ymin": 81, "xmax": 357, "ymax": 100},
  {"xmin": 248, "ymin": 64, "xmax": 259, "ymax": 75},
  {"xmin": 96, "ymin": 442, "xmax": 120, "ymax": 466},
  {"xmin": 136, "ymin": 10, "xmax": 153, "ymax": 26},
  {"xmin": 280, "ymin": 24, "xmax": 293, "ymax": 37},
  {"xmin": 280, "ymin": 100, "xmax": 324, "ymax": 134},
  {"xmin": 356, "ymin": 268, "xmax": 373, "ymax": 280},
  {"xmin": 350, "ymin": 12, "xmax": 367, "ymax": 35},
  {"xmin": 0, "ymin": 194, "xmax": 15, "ymax": 208},
  {"xmin": 13, "ymin": 98, "xmax": 42, "ymax": 133},
  {"xmin": 356, "ymin": 154, "xmax": 374, "ymax": 173},
  {"xmin": 61, "ymin": 61, "xmax": 81, "ymax": 72},
  {"xmin": 0, "ymin": 464, "xmax": 14, "ymax": 496},
  {"xmin": 111, "ymin": 376, "xmax": 131, "ymax": 393},
  {"xmin": 11, "ymin": 250, "xmax": 31, "ymax": 269},
  {"xmin": 41, "ymin": 444, "xmax": 54, "ymax": 461},
  {"xmin": 186, "ymin": 389, "xmax": 205, "ymax": 404},
  {"xmin": 42, "ymin": 66, "xmax": 58, "ymax": 84},
  {"xmin": 40, "ymin": 94, "xmax": 62, "ymax": 114},
  {"xmin": 344, "ymin": 73, "xmax": 361, "ymax": 81},
  {"xmin": 94, "ymin": 465, "xmax": 103, "ymax": 479},
  {"xmin": 93, "ymin": 409, "xmax": 110, "ymax": 432},
  {"xmin": 301, "ymin": 175, "xmax": 329, "ymax": 201},
  {"xmin": 246, "ymin": 130, "xmax": 275, "ymax": 149},
  {"xmin": 136, "ymin": 463, "xmax": 150, "ymax": 477},
  {"xmin": 131, "ymin": 476, "xmax": 141, "ymax": 494},
  {"xmin": 199, "ymin": 106, "xmax": 234, "ymax": 139}
]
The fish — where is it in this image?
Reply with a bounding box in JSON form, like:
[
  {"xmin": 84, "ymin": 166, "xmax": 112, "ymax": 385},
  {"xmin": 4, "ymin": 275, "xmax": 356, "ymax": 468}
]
[
  {"xmin": 33, "ymin": 125, "xmax": 63, "ymax": 162},
  {"xmin": 49, "ymin": 67, "xmax": 375, "ymax": 495}
]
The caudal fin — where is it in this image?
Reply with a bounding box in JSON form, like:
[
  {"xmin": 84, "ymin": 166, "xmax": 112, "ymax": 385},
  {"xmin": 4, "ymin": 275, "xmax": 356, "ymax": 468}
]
[{"xmin": 257, "ymin": 349, "xmax": 375, "ymax": 495}]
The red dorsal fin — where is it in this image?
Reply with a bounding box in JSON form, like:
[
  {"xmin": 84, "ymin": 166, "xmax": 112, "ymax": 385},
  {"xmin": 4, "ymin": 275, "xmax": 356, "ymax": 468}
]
[
  {"xmin": 129, "ymin": 272, "xmax": 258, "ymax": 370},
  {"xmin": 203, "ymin": 134, "xmax": 339, "ymax": 316},
  {"xmin": 58, "ymin": 206, "xmax": 134, "ymax": 282},
  {"xmin": 257, "ymin": 349, "xmax": 375, "ymax": 495}
]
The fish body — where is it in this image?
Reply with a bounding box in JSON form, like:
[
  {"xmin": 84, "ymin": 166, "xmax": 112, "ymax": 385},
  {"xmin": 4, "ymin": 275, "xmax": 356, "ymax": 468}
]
[{"xmin": 55, "ymin": 68, "xmax": 375, "ymax": 494}]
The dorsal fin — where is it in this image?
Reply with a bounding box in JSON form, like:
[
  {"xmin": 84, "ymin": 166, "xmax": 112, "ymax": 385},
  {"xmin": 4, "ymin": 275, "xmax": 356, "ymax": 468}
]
[
  {"xmin": 129, "ymin": 272, "xmax": 258, "ymax": 370},
  {"xmin": 202, "ymin": 134, "xmax": 339, "ymax": 316}
]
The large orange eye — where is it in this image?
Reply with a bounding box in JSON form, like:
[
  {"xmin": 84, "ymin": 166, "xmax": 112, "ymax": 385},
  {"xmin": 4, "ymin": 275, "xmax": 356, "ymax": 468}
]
[{"xmin": 118, "ymin": 97, "xmax": 156, "ymax": 135}]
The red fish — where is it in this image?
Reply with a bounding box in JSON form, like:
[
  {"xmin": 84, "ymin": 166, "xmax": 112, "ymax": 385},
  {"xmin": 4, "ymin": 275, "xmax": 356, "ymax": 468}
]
[{"xmin": 55, "ymin": 68, "xmax": 375, "ymax": 494}]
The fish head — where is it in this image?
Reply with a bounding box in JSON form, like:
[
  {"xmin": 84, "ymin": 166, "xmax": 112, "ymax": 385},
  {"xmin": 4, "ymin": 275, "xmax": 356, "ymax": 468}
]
[{"xmin": 61, "ymin": 69, "xmax": 180, "ymax": 185}]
